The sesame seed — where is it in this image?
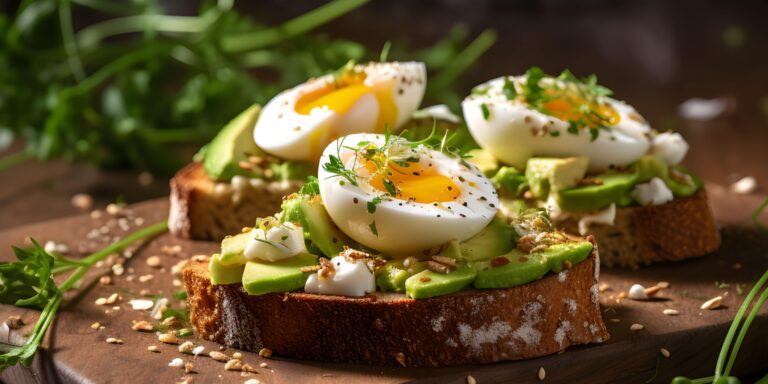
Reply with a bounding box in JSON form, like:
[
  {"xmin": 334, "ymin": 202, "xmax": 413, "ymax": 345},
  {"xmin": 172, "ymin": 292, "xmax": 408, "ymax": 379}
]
[
  {"xmin": 232, "ymin": 352, "xmax": 243, "ymax": 360},
  {"xmin": 106, "ymin": 337, "xmax": 123, "ymax": 344},
  {"xmin": 537, "ymin": 366, "xmax": 546, "ymax": 380},
  {"xmin": 258, "ymin": 348, "xmax": 272, "ymax": 358},
  {"xmin": 395, "ymin": 352, "xmax": 406, "ymax": 367},
  {"xmin": 158, "ymin": 332, "xmax": 178, "ymax": 344},
  {"xmin": 467, "ymin": 375, "xmax": 477, "ymax": 384},
  {"xmin": 146, "ymin": 256, "xmax": 162, "ymax": 268},
  {"xmin": 209, "ymin": 351, "xmax": 229, "ymax": 362},
  {"xmin": 663, "ymin": 309, "xmax": 679, "ymax": 316},
  {"xmin": 660, "ymin": 348, "xmax": 671, "ymax": 358},
  {"xmin": 224, "ymin": 359, "xmax": 243, "ymax": 371},
  {"xmin": 701, "ymin": 296, "xmax": 723, "ymax": 310},
  {"xmin": 178, "ymin": 341, "xmax": 195, "ymax": 354},
  {"xmin": 630, "ymin": 323, "xmax": 645, "ymax": 331},
  {"xmin": 147, "ymin": 345, "xmax": 159, "ymax": 353}
]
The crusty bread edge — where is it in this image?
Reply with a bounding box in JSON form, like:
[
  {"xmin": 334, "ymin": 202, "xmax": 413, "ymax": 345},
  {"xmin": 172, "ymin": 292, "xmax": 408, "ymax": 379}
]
[{"xmin": 183, "ymin": 237, "xmax": 609, "ymax": 367}]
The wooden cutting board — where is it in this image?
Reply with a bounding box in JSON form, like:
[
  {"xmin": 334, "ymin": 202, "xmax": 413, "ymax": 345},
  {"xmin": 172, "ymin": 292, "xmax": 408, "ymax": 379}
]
[{"xmin": 0, "ymin": 185, "xmax": 766, "ymax": 384}]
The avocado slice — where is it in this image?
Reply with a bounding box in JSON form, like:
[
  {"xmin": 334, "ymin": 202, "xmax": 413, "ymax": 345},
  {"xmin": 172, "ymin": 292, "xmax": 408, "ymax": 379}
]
[
  {"xmin": 466, "ymin": 148, "xmax": 499, "ymax": 176},
  {"xmin": 210, "ymin": 254, "xmax": 246, "ymax": 285},
  {"xmin": 203, "ymin": 104, "xmax": 262, "ymax": 182},
  {"xmin": 459, "ymin": 217, "xmax": 516, "ymax": 261},
  {"xmin": 472, "ymin": 249, "xmax": 548, "ymax": 289},
  {"xmin": 281, "ymin": 195, "xmax": 352, "ymax": 257},
  {"xmin": 635, "ymin": 155, "xmax": 701, "ymax": 198},
  {"xmin": 405, "ymin": 264, "xmax": 477, "ymax": 299},
  {"xmin": 219, "ymin": 231, "xmax": 252, "ymax": 266},
  {"xmin": 557, "ymin": 172, "xmax": 638, "ymax": 212},
  {"xmin": 376, "ymin": 260, "xmax": 425, "ymax": 293},
  {"xmin": 473, "ymin": 241, "xmax": 593, "ymax": 289},
  {"xmin": 491, "ymin": 166, "xmax": 528, "ymax": 198},
  {"xmin": 241, "ymin": 253, "xmax": 318, "ymax": 295},
  {"xmin": 525, "ymin": 157, "xmax": 589, "ymax": 198}
]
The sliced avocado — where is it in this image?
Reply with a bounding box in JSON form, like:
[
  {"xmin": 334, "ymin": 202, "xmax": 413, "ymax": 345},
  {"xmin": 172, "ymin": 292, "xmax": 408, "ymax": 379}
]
[
  {"xmin": 439, "ymin": 240, "xmax": 462, "ymax": 259},
  {"xmin": 492, "ymin": 166, "xmax": 527, "ymax": 197},
  {"xmin": 281, "ymin": 195, "xmax": 352, "ymax": 257},
  {"xmin": 473, "ymin": 249, "xmax": 548, "ymax": 289},
  {"xmin": 459, "ymin": 217, "xmax": 516, "ymax": 261},
  {"xmin": 405, "ymin": 264, "xmax": 476, "ymax": 299},
  {"xmin": 525, "ymin": 157, "xmax": 589, "ymax": 198},
  {"xmin": 557, "ymin": 172, "xmax": 638, "ymax": 212},
  {"xmin": 537, "ymin": 241, "xmax": 593, "ymax": 273},
  {"xmin": 635, "ymin": 156, "xmax": 701, "ymax": 198},
  {"xmin": 466, "ymin": 149, "xmax": 498, "ymax": 176},
  {"xmin": 666, "ymin": 165, "xmax": 702, "ymax": 197},
  {"xmin": 219, "ymin": 231, "xmax": 252, "ymax": 266},
  {"xmin": 499, "ymin": 198, "xmax": 529, "ymax": 218},
  {"xmin": 203, "ymin": 104, "xmax": 262, "ymax": 182},
  {"xmin": 241, "ymin": 253, "xmax": 318, "ymax": 295},
  {"xmin": 376, "ymin": 260, "xmax": 425, "ymax": 293},
  {"xmin": 473, "ymin": 241, "xmax": 593, "ymax": 289},
  {"xmin": 210, "ymin": 253, "xmax": 246, "ymax": 285},
  {"xmin": 635, "ymin": 155, "xmax": 669, "ymax": 183}
]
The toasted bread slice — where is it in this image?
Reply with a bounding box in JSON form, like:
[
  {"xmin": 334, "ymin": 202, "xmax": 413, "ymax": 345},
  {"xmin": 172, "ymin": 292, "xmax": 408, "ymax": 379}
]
[
  {"xmin": 558, "ymin": 188, "xmax": 720, "ymax": 269},
  {"xmin": 183, "ymin": 239, "xmax": 608, "ymax": 367},
  {"xmin": 169, "ymin": 162, "xmax": 302, "ymax": 241}
]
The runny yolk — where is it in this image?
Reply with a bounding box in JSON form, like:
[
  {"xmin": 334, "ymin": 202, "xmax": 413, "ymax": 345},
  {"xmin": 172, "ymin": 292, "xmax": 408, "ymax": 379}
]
[
  {"xmin": 294, "ymin": 74, "xmax": 398, "ymax": 133},
  {"xmin": 542, "ymin": 94, "xmax": 620, "ymax": 128},
  {"xmin": 367, "ymin": 160, "xmax": 461, "ymax": 203}
]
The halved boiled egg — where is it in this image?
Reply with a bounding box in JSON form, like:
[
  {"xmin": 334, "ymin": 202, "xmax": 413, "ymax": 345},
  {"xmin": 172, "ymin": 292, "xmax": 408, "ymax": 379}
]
[
  {"xmin": 254, "ymin": 62, "xmax": 427, "ymax": 163},
  {"xmin": 317, "ymin": 133, "xmax": 498, "ymax": 255},
  {"xmin": 462, "ymin": 70, "xmax": 652, "ymax": 171}
]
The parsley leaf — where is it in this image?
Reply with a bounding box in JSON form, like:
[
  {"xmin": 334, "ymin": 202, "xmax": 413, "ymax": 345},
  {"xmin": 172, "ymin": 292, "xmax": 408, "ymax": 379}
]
[
  {"xmin": 369, "ymin": 221, "xmax": 378, "ymax": 236},
  {"xmin": 502, "ymin": 76, "xmax": 517, "ymax": 100},
  {"xmin": 481, "ymin": 103, "xmax": 490, "ymax": 120}
]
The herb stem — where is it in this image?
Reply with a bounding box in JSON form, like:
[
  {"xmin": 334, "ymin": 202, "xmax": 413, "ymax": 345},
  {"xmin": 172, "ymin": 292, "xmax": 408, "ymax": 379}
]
[
  {"xmin": 753, "ymin": 197, "xmax": 768, "ymax": 232},
  {"xmin": 428, "ymin": 28, "xmax": 497, "ymax": 95},
  {"xmin": 78, "ymin": 221, "xmax": 168, "ymax": 268},
  {"xmin": 690, "ymin": 377, "xmax": 714, "ymax": 384},
  {"xmin": 0, "ymin": 151, "xmax": 34, "ymax": 173},
  {"xmin": 714, "ymin": 269, "xmax": 768, "ymax": 379},
  {"xmin": 723, "ymin": 279, "xmax": 768, "ymax": 376},
  {"xmin": 76, "ymin": 15, "xmax": 208, "ymax": 49},
  {"xmin": 220, "ymin": 0, "xmax": 370, "ymax": 53},
  {"xmin": 58, "ymin": 0, "xmax": 86, "ymax": 82}
]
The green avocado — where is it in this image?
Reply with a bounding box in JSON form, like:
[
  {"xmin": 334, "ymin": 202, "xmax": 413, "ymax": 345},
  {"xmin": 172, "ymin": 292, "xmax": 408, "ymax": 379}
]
[
  {"xmin": 241, "ymin": 253, "xmax": 318, "ymax": 295},
  {"xmin": 473, "ymin": 241, "xmax": 593, "ymax": 289},
  {"xmin": 281, "ymin": 195, "xmax": 352, "ymax": 257},
  {"xmin": 203, "ymin": 104, "xmax": 262, "ymax": 182},
  {"xmin": 525, "ymin": 157, "xmax": 589, "ymax": 198},
  {"xmin": 634, "ymin": 155, "xmax": 701, "ymax": 198},
  {"xmin": 210, "ymin": 253, "xmax": 246, "ymax": 285},
  {"xmin": 557, "ymin": 172, "xmax": 638, "ymax": 212},
  {"xmin": 218, "ymin": 230, "xmax": 252, "ymax": 266},
  {"xmin": 376, "ymin": 260, "xmax": 425, "ymax": 293},
  {"xmin": 491, "ymin": 166, "xmax": 528, "ymax": 197},
  {"xmin": 459, "ymin": 217, "xmax": 516, "ymax": 261},
  {"xmin": 466, "ymin": 149, "xmax": 499, "ymax": 176},
  {"xmin": 405, "ymin": 264, "xmax": 477, "ymax": 299}
]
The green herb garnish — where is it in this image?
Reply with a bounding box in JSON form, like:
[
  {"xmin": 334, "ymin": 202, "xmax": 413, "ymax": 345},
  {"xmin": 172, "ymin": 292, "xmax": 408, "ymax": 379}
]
[
  {"xmin": 0, "ymin": 221, "xmax": 168, "ymax": 369},
  {"xmin": 369, "ymin": 220, "xmax": 378, "ymax": 236},
  {"xmin": 481, "ymin": 103, "xmax": 490, "ymax": 120}
]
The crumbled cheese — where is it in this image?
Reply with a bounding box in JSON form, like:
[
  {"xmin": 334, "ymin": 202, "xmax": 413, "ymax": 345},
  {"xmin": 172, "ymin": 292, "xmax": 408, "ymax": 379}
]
[
  {"xmin": 44, "ymin": 241, "xmax": 69, "ymax": 255},
  {"xmin": 458, "ymin": 321, "xmax": 513, "ymax": 352},
  {"xmin": 678, "ymin": 97, "xmax": 728, "ymax": 121},
  {"xmin": 631, "ymin": 177, "xmax": 674, "ymax": 206},
  {"xmin": 304, "ymin": 256, "xmax": 375, "ymax": 297},
  {"xmin": 546, "ymin": 195, "xmax": 569, "ymax": 221},
  {"xmin": 412, "ymin": 104, "xmax": 461, "ymax": 124},
  {"xmin": 243, "ymin": 223, "xmax": 307, "ymax": 262},
  {"xmin": 650, "ymin": 132, "xmax": 689, "ymax": 165},
  {"xmin": 577, "ymin": 203, "xmax": 616, "ymax": 235},
  {"xmin": 168, "ymin": 358, "xmax": 184, "ymax": 368},
  {"xmin": 731, "ymin": 176, "xmax": 757, "ymax": 195},
  {"xmin": 628, "ymin": 284, "xmax": 649, "ymax": 300}
]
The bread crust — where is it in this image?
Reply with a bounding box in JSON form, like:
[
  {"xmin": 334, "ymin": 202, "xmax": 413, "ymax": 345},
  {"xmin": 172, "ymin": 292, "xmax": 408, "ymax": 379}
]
[
  {"xmin": 184, "ymin": 239, "xmax": 608, "ymax": 367},
  {"xmin": 168, "ymin": 163, "xmax": 302, "ymax": 241},
  {"xmin": 559, "ymin": 188, "xmax": 720, "ymax": 269}
]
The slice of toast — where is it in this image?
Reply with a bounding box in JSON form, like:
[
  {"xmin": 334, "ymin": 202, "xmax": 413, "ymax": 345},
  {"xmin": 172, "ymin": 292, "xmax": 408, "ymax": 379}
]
[
  {"xmin": 183, "ymin": 238, "xmax": 609, "ymax": 367},
  {"xmin": 169, "ymin": 163, "xmax": 302, "ymax": 241},
  {"xmin": 558, "ymin": 188, "xmax": 720, "ymax": 269}
]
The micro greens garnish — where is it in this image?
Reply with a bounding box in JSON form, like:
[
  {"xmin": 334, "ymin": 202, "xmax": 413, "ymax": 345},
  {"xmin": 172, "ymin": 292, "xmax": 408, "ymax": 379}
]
[
  {"xmin": 322, "ymin": 137, "xmax": 358, "ymax": 186},
  {"xmin": 518, "ymin": 67, "xmax": 615, "ymax": 139},
  {"xmin": 379, "ymin": 40, "xmax": 392, "ymax": 62},
  {"xmin": 0, "ymin": 221, "xmax": 168, "ymax": 369},
  {"xmin": 369, "ymin": 220, "xmax": 378, "ymax": 236},
  {"xmin": 251, "ymin": 237, "xmax": 282, "ymax": 250},
  {"xmin": 367, "ymin": 196, "xmax": 384, "ymax": 213},
  {"xmin": 298, "ymin": 176, "xmax": 321, "ymax": 196}
]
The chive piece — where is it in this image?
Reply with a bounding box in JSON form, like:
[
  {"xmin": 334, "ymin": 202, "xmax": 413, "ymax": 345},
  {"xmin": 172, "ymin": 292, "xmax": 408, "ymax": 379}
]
[
  {"xmin": 369, "ymin": 221, "xmax": 378, "ymax": 236},
  {"xmin": 722, "ymin": 271, "xmax": 768, "ymax": 377},
  {"xmin": 753, "ymin": 197, "xmax": 768, "ymax": 232},
  {"xmin": 481, "ymin": 103, "xmax": 490, "ymax": 120}
]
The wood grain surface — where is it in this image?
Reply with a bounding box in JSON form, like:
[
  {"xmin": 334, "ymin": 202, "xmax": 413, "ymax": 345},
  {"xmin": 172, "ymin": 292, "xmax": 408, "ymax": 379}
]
[{"xmin": 0, "ymin": 186, "xmax": 766, "ymax": 384}]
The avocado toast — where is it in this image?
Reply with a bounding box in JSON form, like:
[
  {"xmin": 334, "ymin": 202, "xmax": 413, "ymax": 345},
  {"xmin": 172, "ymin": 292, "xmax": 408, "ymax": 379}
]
[
  {"xmin": 461, "ymin": 68, "xmax": 720, "ymax": 268},
  {"xmin": 183, "ymin": 133, "xmax": 608, "ymax": 366},
  {"xmin": 169, "ymin": 61, "xmax": 428, "ymax": 240}
]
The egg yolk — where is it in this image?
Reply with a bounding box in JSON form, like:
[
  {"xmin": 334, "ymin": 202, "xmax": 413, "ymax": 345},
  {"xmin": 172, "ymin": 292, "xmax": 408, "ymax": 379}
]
[
  {"xmin": 294, "ymin": 72, "xmax": 398, "ymax": 132},
  {"xmin": 367, "ymin": 161, "xmax": 461, "ymax": 203},
  {"xmin": 541, "ymin": 93, "xmax": 620, "ymax": 128}
]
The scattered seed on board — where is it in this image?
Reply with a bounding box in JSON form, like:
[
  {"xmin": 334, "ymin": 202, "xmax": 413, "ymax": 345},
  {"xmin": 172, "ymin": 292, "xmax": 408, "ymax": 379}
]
[
  {"xmin": 467, "ymin": 375, "xmax": 477, "ymax": 384},
  {"xmin": 630, "ymin": 323, "xmax": 645, "ymax": 331},
  {"xmin": 169, "ymin": 358, "xmax": 184, "ymax": 368},
  {"xmin": 663, "ymin": 309, "xmax": 679, "ymax": 316},
  {"xmin": 538, "ymin": 366, "xmax": 546, "ymax": 380},
  {"xmin": 232, "ymin": 352, "xmax": 243, "ymax": 360},
  {"xmin": 106, "ymin": 337, "xmax": 123, "ymax": 344},
  {"xmin": 701, "ymin": 296, "xmax": 723, "ymax": 310},
  {"xmin": 209, "ymin": 351, "xmax": 229, "ymax": 362},
  {"xmin": 90, "ymin": 322, "xmax": 101, "ymax": 330},
  {"xmin": 146, "ymin": 256, "xmax": 162, "ymax": 268},
  {"xmin": 158, "ymin": 332, "xmax": 178, "ymax": 344},
  {"xmin": 147, "ymin": 345, "xmax": 160, "ymax": 353},
  {"xmin": 178, "ymin": 341, "xmax": 194, "ymax": 354},
  {"xmin": 657, "ymin": 281, "xmax": 670, "ymax": 289},
  {"xmin": 660, "ymin": 348, "xmax": 670, "ymax": 358},
  {"xmin": 258, "ymin": 348, "xmax": 272, "ymax": 358},
  {"xmin": 224, "ymin": 359, "xmax": 243, "ymax": 371}
]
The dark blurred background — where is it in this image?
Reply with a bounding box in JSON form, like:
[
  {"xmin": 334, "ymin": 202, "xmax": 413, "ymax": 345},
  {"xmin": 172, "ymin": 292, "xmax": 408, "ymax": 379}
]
[{"xmin": 1, "ymin": 0, "xmax": 766, "ymax": 229}]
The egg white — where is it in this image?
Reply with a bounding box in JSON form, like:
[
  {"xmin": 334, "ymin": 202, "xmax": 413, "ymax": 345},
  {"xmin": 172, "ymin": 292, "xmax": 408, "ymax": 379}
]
[
  {"xmin": 254, "ymin": 62, "xmax": 426, "ymax": 162},
  {"xmin": 317, "ymin": 133, "xmax": 499, "ymax": 255},
  {"xmin": 462, "ymin": 76, "xmax": 652, "ymax": 171}
]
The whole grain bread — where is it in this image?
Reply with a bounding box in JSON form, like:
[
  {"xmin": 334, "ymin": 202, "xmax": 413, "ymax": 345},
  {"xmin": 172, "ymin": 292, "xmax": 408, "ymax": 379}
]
[
  {"xmin": 168, "ymin": 162, "xmax": 302, "ymax": 240},
  {"xmin": 559, "ymin": 188, "xmax": 720, "ymax": 269},
  {"xmin": 183, "ymin": 238, "xmax": 608, "ymax": 367}
]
